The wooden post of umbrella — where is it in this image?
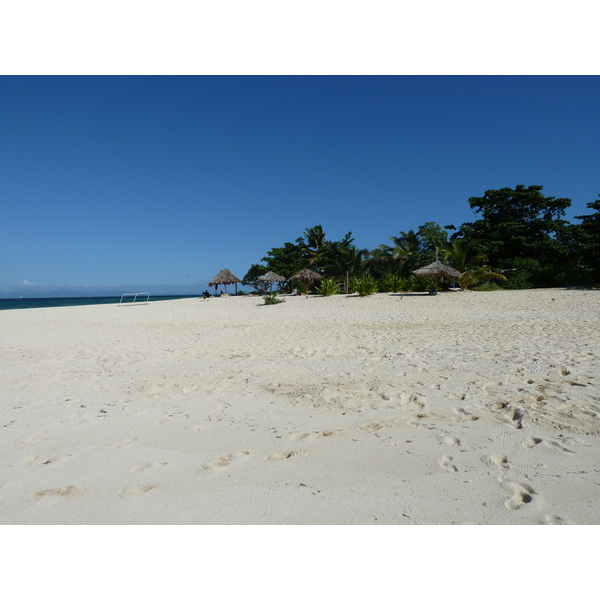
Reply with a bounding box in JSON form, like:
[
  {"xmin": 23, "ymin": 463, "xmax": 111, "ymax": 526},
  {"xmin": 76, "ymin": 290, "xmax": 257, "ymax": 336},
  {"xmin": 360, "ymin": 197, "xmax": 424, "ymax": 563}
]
[{"xmin": 434, "ymin": 247, "xmax": 439, "ymax": 293}]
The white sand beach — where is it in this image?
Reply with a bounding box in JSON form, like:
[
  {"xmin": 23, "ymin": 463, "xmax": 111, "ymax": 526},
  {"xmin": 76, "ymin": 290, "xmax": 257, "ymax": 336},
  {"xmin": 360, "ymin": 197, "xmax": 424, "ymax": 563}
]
[{"xmin": 1, "ymin": 288, "xmax": 599, "ymax": 525}]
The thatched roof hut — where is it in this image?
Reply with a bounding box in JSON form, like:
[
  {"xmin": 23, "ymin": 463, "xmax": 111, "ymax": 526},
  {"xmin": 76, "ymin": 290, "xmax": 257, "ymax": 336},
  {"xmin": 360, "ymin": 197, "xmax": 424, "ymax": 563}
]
[
  {"xmin": 413, "ymin": 261, "xmax": 462, "ymax": 293},
  {"xmin": 290, "ymin": 268, "xmax": 323, "ymax": 282},
  {"xmin": 259, "ymin": 271, "xmax": 286, "ymax": 294},
  {"xmin": 290, "ymin": 268, "xmax": 323, "ymax": 292},
  {"xmin": 259, "ymin": 271, "xmax": 286, "ymax": 283},
  {"xmin": 208, "ymin": 269, "xmax": 242, "ymax": 295}
]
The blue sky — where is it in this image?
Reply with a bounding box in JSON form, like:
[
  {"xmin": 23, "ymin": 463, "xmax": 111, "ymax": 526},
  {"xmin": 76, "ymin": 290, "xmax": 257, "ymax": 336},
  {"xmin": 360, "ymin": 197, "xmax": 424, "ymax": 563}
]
[{"xmin": 1, "ymin": 75, "xmax": 599, "ymax": 296}]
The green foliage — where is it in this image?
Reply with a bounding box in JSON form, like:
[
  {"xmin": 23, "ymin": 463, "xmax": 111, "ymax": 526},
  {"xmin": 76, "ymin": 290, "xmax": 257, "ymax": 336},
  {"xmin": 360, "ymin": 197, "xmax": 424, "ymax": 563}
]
[
  {"xmin": 291, "ymin": 280, "xmax": 308, "ymax": 294},
  {"xmin": 472, "ymin": 282, "xmax": 504, "ymax": 292},
  {"xmin": 459, "ymin": 266, "xmax": 507, "ymax": 290},
  {"xmin": 242, "ymin": 187, "xmax": 600, "ymax": 295},
  {"xmin": 499, "ymin": 257, "xmax": 539, "ymax": 289},
  {"xmin": 303, "ymin": 225, "xmax": 326, "ymax": 266},
  {"xmin": 262, "ymin": 295, "xmax": 285, "ymax": 305},
  {"xmin": 441, "ymin": 239, "xmax": 484, "ymax": 272},
  {"xmin": 352, "ymin": 276, "xmax": 378, "ymax": 296},
  {"xmin": 379, "ymin": 273, "xmax": 404, "ymax": 292},
  {"xmin": 339, "ymin": 245, "xmax": 370, "ymax": 277},
  {"xmin": 316, "ymin": 278, "xmax": 339, "ymax": 297},
  {"xmin": 378, "ymin": 229, "xmax": 423, "ymax": 277},
  {"xmin": 262, "ymin": 241, "xmax": 306, "ymax": 281},
  {"xmin": 456, "ymin": 185, "xmax": 570, "ymax": 277},
  {"xmin": 569, "ymin": 196, "xmax": 600, "ymax": 285},
  {"xmin": 417, "ymin": 221, "xmax": 448, "ymax": 263},
  {"xmin": 242, "ymin": 264, "xmax": 269, "ymax": 292},
  {"xmin": 409, "ymin": 276, "xmax": 436, "ymax": 292}
]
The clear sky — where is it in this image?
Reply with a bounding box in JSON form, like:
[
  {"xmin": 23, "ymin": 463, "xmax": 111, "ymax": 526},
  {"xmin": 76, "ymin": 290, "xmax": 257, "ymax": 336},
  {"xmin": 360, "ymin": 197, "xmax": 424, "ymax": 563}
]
[{"xmin": 1, "ymin": 75, "xmax": 599, "ymax": 296}]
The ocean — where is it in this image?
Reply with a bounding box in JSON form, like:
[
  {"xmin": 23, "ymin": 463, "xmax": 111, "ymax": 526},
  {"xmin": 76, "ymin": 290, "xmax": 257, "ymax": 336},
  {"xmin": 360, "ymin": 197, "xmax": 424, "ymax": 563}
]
[{"xmin": 0, "ymin": 295, "xmax": 200, "ymax": 311}]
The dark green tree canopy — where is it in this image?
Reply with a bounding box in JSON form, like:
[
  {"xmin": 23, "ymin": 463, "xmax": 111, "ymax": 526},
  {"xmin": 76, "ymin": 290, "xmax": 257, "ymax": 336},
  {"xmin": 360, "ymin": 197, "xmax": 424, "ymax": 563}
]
[
  {"xmin": 461, "ymin": 185, "xmax": 571, "ymax": 262},
  {"xmin": 241, "ymin": 187, "xmax": 599, "ymax": 292}
]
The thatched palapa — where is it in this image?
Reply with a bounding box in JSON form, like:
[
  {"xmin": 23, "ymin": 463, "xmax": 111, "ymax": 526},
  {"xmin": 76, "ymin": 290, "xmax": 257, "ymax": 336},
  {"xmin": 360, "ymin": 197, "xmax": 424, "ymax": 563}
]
[
  {"xmin": 259, "ymin": 271, "xmax": 286, "ymax": 283},
  {"xmin": 413, "ymin": 260, "xmax": 462, "ymax": 293},
  {"xmin": 208, "ymin": 269, "xmax": 242, "ymax": 295},
  {"xmin": 259, "ymin": 271, "xmax": 286, "ymax": 294},
  {"xmin": 290, "ymin": 268, "xmax": 323, "ymax": 292}
]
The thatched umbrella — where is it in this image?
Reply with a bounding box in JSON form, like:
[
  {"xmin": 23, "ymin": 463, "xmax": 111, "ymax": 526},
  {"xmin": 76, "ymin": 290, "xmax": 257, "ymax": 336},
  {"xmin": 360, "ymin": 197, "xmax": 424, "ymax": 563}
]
[
  {"xmin": 208, "ymin": 268, "xmax": 242, "ymax": 295},
  {"xmin": 290, "ymin": 268, "xmax": 323, "ymax": 293},
  {"xmin": 413, "ymin": 261, "xmax": 462, "ymax": 293},
  {"xmin": 259, "ymin": 271, "xmax": 286, "ymax": 294}
]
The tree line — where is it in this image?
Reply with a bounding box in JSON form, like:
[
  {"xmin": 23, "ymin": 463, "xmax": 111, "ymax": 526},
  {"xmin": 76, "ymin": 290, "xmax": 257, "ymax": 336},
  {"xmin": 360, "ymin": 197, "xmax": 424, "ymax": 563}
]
[{"xmin": 242, "ymin": 185, "xmax": 600, "ymax": 292}]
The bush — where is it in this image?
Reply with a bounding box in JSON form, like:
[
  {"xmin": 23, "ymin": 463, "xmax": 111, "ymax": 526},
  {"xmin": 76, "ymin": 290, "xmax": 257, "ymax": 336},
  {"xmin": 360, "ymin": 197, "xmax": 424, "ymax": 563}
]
[
  {"xmin": 316, "ymin": 278, "xmax": 339, "ymax": 297},
  {"xmin": 263, "ymin": 295, "xmax": 285, "ymax": 305},
  {"xmin": 290, "ymin": 281, "xmax": 308, "ymax": 295},
  {"xmin": 472, "ymin": 282, "xmax": 504, "ymax": 292},
  {"xmin": 407, "ymin": 276, "xmax": 435, "ymax": 292},
  {"xmin": 353, "ymin": 276, "xmax": 378, "ymax": 297},
  {"xmin": 379, "ymin": 274, "xmax": 404, "ymax": 293}
]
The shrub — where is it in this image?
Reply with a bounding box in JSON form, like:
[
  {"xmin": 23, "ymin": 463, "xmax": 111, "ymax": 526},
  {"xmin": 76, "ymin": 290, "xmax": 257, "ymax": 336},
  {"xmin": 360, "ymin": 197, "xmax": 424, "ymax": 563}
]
[
  {"xmin": 316, "ymin": 278, "xmax": 339, "ymax": 297},
  {"xmin": 263, "ymin": 295, "xmax": 285, "ymax": 305},
  {"xmin": 379, "ymin": 274, "xmax": 403, "ymax": 293},
  {"xmin": 353, "ymin": 276, "xmax": 378, "ymax": 297},
  {"xmin": 472, "ymin": 282, "xmax": 504, "ymax": 292},
  {"xmin": 408, "ymin": 276, "xmax": 435, "ymax": 292}
]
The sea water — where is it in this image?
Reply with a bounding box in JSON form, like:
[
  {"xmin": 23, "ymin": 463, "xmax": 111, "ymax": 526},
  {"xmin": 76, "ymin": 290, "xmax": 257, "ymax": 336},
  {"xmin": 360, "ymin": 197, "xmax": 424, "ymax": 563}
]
[{"xmin": 0, "ymin": 295, "xmax": 199, "ymax": 311}]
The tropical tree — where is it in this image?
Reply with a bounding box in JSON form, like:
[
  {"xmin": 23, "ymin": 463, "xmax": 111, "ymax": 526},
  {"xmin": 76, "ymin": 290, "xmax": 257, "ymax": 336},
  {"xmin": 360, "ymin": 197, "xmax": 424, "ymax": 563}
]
[
  {"xmin": 458, "ymin": 266, "xmax": 507, "ymax": 290},
  {"xmin": 417, "ymin": 222, "xmax": 448, "ymax": 263},
  {"xmin": 242, "ymin": 264, "xmax": 269, "ymax": 292},
  {"xmin": 261, "ymin": 240, "xmax": 307, "ymax": 281},
  {"xmin": 303, "ymin": 225, "xmax": 327, "ymax": 267},
  {"xmin": 339, "ymin": 245, "xmax": 370, "ymax": 277},
  {"xmin": 441, "ymin": 239, "xmax": 485, "ymax": 273},
  {"xmin": 569, "ymin": 196, "xmax": 600, "ymax": 284},
  {"xmin": 378, "ymin": 229, "xmax": 422, "ymax": 276},
  {"xmin": 453, "ymin": 184, "xmax": 572, "ymax": 287}
]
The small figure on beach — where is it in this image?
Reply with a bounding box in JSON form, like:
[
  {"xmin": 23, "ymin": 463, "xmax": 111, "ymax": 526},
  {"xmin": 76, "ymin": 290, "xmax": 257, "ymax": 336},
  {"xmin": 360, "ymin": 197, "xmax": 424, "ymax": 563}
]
[{"xmin": 202, "ymin": 290, "xmax": 210, "ymax": 300}]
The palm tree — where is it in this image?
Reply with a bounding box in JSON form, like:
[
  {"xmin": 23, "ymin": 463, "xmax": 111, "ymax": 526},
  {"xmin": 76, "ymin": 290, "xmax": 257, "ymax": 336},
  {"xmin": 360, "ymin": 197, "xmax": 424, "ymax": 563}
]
[
  {"xmin": 459, "ymin": 266, "xmax": 507, "ymax": 290},
  {"xmin": 442, "ymin": 239, "xmax": 484, "ymax": 273},
  {"xmin": 378, "ymin": 229, "xmax": 422, "ymax": 274},
  {"xmin": 341, "ymin": 245, "xmax": 370, "ymax": 277},
  {"xmin": 303, "ymin": 225, "xmax": 326, "ymax": 268}
]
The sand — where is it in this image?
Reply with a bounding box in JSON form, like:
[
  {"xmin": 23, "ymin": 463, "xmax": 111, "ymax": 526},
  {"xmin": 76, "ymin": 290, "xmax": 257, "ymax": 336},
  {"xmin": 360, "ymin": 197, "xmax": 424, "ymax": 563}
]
[{"xmin": 1, "ymin": 288, "xmax": 599, "ymax": 525}]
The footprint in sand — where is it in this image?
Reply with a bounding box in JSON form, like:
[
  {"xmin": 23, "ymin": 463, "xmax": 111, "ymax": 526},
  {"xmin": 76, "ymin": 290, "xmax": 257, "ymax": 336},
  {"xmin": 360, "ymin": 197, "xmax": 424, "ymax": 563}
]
[
  {"xmin": 120, "ymin": 484, "xmax": 157, "ymax": 497},
  {"xmin": 202, "ymin": 451, "xmax": 250, "ymax": 471},
  {"xmin": 495, "ymin": 406, "xmax": 523, "ymax": 429},
  {"xmin": 31, "ymin": 485, "xmax": 79, "ymax": 500},
  {"xmin": 522, "ymin": 436, "xmax": 542, "ymax": 449},
  {"xmin": 439, "ymin": 455, "xmax": 458, "ymax": 472},
  {"xmin": 290, "ymin": 431, "xmax": 337, "ymax": 441},
  {"xmin": 501, "ymin": 480, "xmax": 535, "ymax": 510},
  {"xmin": 131, "ymin": 462, "xmax": 168, "ymax": 473},
  {"xmin": 268, "ymin": 450, "xmax": 303, "ymax": 461},
  {"xmin": 358, "ymin": 420, "xmax": 392, "ymax": 434},
  {"xmin": 452, "ymin": 407, "xmax": 479, "ymax": 422},
  {"xmin": 543, "ymin": 440, "xmax": 574, "ymax": 454},
  {"xmin": 482, "ymin": 454, "xmax": 510, "ymax": 472},
  {"xmin": 400, "ymin": 393, "xmax": 425, "ymax": 411},
  {"xmin": 111, "ymin": 437, "xmax": 138, "ymax": 448},
  {"xmin": 440, "ymin": 435, "xmax": 461, "ymax": 447},
  {"xmin": 544, "ymin": 514, "xmax": 566, "ymax": 525}
]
